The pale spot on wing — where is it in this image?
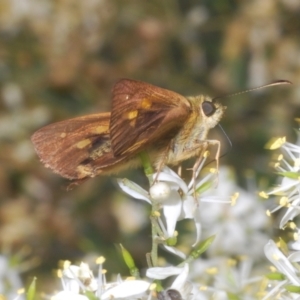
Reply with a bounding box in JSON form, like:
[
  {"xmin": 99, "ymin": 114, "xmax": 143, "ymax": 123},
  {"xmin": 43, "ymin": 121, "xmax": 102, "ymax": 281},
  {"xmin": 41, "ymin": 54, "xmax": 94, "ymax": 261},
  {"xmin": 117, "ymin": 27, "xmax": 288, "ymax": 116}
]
[
  {"xmin": 76, "ymin": 139, "xmax": 92, "ymax": 149},
  {"xmin": 126, "ymin": 110, "xmax": 138, "ymax": 120},
  {"xmin": 141, "ymin": 98, "xmax": 152, "ymax": 109},
  {"xmin": 93, "ymin": 125, "xmax": 108, "ymax": 134},
  {"xmin": 129, "ymin": 119, "xmax": 136, "ymax": 127},
  {"xmin": 60, "ymin": 132, "xmax": 67, "ymax": 138},
  {"xmin": 76, "ymin": 164, "xmax": 94, "ymax": 178}
]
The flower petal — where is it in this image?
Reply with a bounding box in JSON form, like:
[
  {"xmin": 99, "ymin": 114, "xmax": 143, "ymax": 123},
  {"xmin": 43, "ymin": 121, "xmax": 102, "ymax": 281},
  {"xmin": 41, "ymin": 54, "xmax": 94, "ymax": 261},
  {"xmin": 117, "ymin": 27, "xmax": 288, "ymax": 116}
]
[
  {"xmin": 269, "ymin": 178, "xmax": 298, "ymax": 195},
  {"xmin": 192, "ymin": 211, "xmax": 202, "ymax": 247},
  {"xmin": 154, "ymin": 168, "xmax": 188, "ymax": 194},
  {"xmin": 182, "ymin": 196, "xmax": 196, "ymax": 219},
  {"xmin": 170, "ymin": 264, "xmax": 189, "ymax": 291},
  {"xmin": 162, "ymin": 190, "xmax": 182, "ymax": 237},
  {"xmin": 101, "ymin": 280, "xmax": 150, "ymax": 299},
  {"xmin": 63, "ymin": 266, "xmax": 80, "ymax": 279},
  {"xmin": 117, "ymin": 179, "xmax": 151, "ymax": 204},
  {"xmin": 264, "ymin": 240, "xmax": 300, "ymax": 285},
  {"xmin": 288, "ymin": 251, "xmax": 300, "ymax": 263},
  {"xmin": 162, "ymin": 245, "xmax": 187, "ymax": 259},
  {"xmin": 52, "ymin": 291, "xmax": 89, "ymax": 300},
  {"xmin": 279, "ymin": 198, "xmax": 300, "ymax": 229},
  {"xmin": 146, "ymin": 266, "xmax": 184, "ymax": 280}
]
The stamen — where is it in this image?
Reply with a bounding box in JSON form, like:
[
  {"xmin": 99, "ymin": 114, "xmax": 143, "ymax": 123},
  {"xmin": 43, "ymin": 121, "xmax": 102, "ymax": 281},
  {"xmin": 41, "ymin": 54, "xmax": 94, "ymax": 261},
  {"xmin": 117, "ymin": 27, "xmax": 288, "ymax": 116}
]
[
  {"xmin": 266, "ymin": 137, "xmax": 286, "ymax": 149},
  {"xmin": 231, "ymin": 192, "xmax": 239, "ymax": 206},
  {"xmin": 259, "ymin": 191, "xmax": 269, "ymax": 199},
  {"xmin": 293, "ymin": 232, "xmax": 298, "ymax": 241},
  {"xmin": 205, "ymin": 267, "xmax": 218, "ymax": 275},
  {"xmin": 96, "ymin": 256, "xmax": 106, "ymax": 264},
  {"xmin": 279, "ymin": 197, "xmax": 289, "ymax": 207}
]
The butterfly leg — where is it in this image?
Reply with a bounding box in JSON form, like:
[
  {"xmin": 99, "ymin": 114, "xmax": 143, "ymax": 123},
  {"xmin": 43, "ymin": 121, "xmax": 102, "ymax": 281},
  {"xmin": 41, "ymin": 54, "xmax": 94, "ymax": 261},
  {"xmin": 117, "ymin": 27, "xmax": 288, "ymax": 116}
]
[{"xmin": 152, "ymin": 142, "xmax": 173, "ymax": 184}]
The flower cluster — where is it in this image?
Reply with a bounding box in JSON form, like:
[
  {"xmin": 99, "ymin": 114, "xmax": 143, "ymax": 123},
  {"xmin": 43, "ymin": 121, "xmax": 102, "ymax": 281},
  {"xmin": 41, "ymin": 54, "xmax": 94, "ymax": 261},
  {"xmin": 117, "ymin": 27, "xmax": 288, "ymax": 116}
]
[
  {"xmin": 118, "ymin": 154, "xmax": 236, "ymax": 254},
  {"xmin": 261, "ymin": 133, "xmax": 300, "ymax": 231},
  {"xmin": 51, "ymin": 258, "xmax": 194, "ymax": 300},
  {"xmin": 5, "ymin": 129, "xmax": 300, "ymax": 299},
  {"xmin": 260, "ymin": 126, "xmax": 300, "ymax": 298},
  {"xmin": 49, "ymin": 153, "xmax": 245, "ymax": 300}
]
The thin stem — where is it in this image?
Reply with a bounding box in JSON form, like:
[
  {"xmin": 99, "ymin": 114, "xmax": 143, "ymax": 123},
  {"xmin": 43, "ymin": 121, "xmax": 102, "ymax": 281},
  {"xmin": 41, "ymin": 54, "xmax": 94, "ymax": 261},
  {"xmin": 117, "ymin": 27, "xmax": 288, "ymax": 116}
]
[
  {"xmin": 139, "ymin": 151, "xmax": 154, "ymax": 185},
  {"xmin": 150, "ymin": 213, "xmax": 159, "ymax": 266},
  {"xmin": 139, "ymin": 151, "xmax": 159, "ymax": 266}
]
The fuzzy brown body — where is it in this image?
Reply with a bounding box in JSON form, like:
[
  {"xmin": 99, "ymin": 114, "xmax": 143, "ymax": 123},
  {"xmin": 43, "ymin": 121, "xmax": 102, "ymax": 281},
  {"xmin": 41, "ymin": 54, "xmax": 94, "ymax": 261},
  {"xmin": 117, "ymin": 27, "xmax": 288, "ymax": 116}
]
[{"xmin": 31, "ymin": 79, "xmax": 226, "ymax": 184}]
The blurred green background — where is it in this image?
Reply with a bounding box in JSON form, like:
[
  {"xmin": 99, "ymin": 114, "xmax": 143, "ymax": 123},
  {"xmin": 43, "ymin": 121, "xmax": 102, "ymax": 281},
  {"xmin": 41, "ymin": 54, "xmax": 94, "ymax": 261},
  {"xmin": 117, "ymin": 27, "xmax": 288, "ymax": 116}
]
[{"xmin": 0, "ymin": 0, "xmax": 299, "ymax": 293}]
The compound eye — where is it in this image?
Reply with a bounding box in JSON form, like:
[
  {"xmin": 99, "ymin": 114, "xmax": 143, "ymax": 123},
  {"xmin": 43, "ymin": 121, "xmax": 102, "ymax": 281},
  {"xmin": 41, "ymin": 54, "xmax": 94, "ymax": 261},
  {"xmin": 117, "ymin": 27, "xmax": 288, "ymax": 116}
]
[{"xmin": 202, "ymin": 101, "xmax": 216, "ymax": 116}]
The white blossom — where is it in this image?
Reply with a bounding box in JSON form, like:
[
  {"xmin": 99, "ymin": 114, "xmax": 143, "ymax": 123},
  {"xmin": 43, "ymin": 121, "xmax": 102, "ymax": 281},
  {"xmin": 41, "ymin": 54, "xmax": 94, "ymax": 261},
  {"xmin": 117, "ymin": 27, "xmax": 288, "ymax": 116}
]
[
  {"xmin": 118, "ymin": 164, "xmax": 230, "ymax": 249},
  {"xmin": 263, "ymin": 240, "xmax": 300, "ymax": 299},
  {"xmin": 262, "ymin": 133, "xmax": 300, "ymax": 229}
]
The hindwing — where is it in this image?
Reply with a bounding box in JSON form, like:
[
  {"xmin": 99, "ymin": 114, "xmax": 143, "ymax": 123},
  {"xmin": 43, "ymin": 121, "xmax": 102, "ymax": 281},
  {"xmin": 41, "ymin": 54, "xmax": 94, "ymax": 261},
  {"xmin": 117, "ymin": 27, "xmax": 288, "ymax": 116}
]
[{"xmin": 31, "ymin": 113, "xmax": 123, "ymax": 180}]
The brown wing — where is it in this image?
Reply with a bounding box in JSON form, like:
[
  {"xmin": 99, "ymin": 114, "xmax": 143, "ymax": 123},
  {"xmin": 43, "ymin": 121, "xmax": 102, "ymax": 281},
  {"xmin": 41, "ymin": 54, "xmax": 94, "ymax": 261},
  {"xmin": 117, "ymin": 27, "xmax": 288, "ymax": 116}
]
[
  {"xmin": 110, "ymin": 79, "xmax": 191, "ymax": 156},
  {"xmin": 31, "ymin": 113, "xmax": 124, "ymax": 180}
]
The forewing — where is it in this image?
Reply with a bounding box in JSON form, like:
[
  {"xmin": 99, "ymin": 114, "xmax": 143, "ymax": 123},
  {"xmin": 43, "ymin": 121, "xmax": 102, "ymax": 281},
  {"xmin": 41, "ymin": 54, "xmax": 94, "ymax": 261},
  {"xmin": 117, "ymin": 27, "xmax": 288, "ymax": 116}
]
[
  {"xmin": 31, "ymin": 113, "xmax": 121, "ymax": 180},
  {"xmin": 110, "ymin": 79, "xmax": 191, "ymax": 156}
]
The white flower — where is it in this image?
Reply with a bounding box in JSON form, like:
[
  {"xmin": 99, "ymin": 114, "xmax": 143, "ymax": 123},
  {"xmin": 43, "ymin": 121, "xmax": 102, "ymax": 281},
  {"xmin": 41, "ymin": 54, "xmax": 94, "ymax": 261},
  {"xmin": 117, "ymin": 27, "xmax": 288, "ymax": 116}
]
[
  {"xmin": 198, "ymin": 167, "xmax": 269, "ymax": 258},
  {"xmin": 100, "ymin": 280, "xmax": 150, "ymax": 299},
  {"xmin": 148, "ymin": 264, "xmax": 198, "ymax": 300},
  {"xmin": 0, "ymin": 255, "xmax": 25, "ymax": 300},
  {"xmin": 118, "ymin": 165, "xmax": 229, "ymax": 250},
  {"xmin": 155, "ymin": 167, "xmax": 235, "ymax": 248},
  {"xmin": 95, "ymin": 257, "xmax": 150, "ymax": 299},
  {"xmin": 51, "ymin": 291, "xmax": 89, "ymax": 300},
  {"xmin": 289, "ymin": 228, "xmax": 300, "ymax": 251},
  {"xmin": 147, "ymin": 265, "xmax": 186, "ymax": 280},
  {"xmin": 62, "ymin": 262, "xmax": 97, "ymax": 292},
  {"xmin": 55, "ymin": 259, "xmax": 151, "ymax": 300},
  {"xmin": 190, "ymin": 256, "xmax": 262, "ymax": 299},
  {"xmin": 263, "ymin": 240, "xmax": 300, "ymax": 299},
  {"xmin": 148, "ymin": 263, "xmax": 209, "ymax": 300},
  {"xmin": 263, "ymin": 134, "xmax": 300, "ymax": 229}
]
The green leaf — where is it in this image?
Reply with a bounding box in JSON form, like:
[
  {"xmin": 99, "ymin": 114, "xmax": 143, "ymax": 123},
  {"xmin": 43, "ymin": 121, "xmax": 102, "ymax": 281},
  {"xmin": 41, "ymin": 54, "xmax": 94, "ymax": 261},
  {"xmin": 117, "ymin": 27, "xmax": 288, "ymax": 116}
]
[
  {"xmin": 277, "ymin": 171, "xmax": 300, "ymax": 180},
  {"xmin": 190, "ymin": 235, "xmax": 216, "ymax": 259},
  {"xmin": 285, "ymin": 285, "xmax": 300, "ymax": 293},
  {"xmin": 120, "ymin": 244, "xmax": 140, "ymax": 278},
  {"xmin": 26, "ymin": 277, "xmax": 37, "ymax": 300},
  {"xmin": 265, "ymin": 272, "xmax": 285, "ymax": 280},
  {"xmin": 85, "ymin": 291, "xmax": 98, "ymax": 300},
  {"xmin": 227, "ymin": 292, "xmax": 240, "ymax": 300},
  {"xmin": 155, "ymin": 280, "xmax": 163, "ymax": 292}
]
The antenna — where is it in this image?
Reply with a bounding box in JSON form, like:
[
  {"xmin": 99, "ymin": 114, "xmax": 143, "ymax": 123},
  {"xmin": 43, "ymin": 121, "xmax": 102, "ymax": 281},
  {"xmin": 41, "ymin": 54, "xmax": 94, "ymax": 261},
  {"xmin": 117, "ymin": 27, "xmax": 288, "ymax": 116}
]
[{"xmin": 213, "ymin": 80, "xmax": 292, "ymax": 101}]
